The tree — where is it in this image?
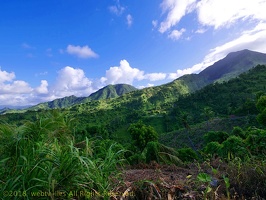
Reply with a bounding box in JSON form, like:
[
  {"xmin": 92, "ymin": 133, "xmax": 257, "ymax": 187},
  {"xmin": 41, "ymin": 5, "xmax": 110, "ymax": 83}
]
[
  {"xmin": 256, "ymin": 95, "xmax": 266, "ymax": 126},
  {"xmin": 202, "ymin": 107, "xmax": 214, "ymax": 131},
  {"xmin": 128, "ymin": 121, "xmax": 158, "ymax": 152},
  {"xmin": 204, "ymin": 131, "xmax": 229, "ymax": 144}
]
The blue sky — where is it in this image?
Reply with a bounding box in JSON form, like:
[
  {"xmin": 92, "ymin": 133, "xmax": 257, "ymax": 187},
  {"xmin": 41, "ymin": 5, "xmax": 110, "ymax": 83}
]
[{"xmin": 1, "ymin": 0, "xmax": 266, "ymax": 107}]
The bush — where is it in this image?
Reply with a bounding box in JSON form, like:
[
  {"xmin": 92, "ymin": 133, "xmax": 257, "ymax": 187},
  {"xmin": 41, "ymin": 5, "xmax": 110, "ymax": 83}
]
[
  {"xmin": 146, "ymin": 141, "xmax": 160, "ymax": 163},
  {"xmin": 177, "ymin": 148, "xmax": 198, "ymax": 162},
  {"xmin": 204, "ymin": 131, "xmax": 229, "ymax": 144},
  {"xmin": 220, "ymin": 136, "xmax": 248, "ymax": 160},
  {"xmin": 204, "ymin": 141, "xmax": 222, "ymax": 157}
]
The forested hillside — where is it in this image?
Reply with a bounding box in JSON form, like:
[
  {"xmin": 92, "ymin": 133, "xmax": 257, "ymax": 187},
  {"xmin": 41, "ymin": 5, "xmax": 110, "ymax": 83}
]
[{"xmin": 1, "ymin": 64, "xmax": 266, "ymax": 199}]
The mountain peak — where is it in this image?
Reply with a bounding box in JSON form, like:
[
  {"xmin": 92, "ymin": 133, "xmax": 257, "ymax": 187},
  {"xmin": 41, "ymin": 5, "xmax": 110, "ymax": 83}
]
[
  {"xmin": 88, "ymin": 83, "xmax": 138, "ymax": 100},
  {"xmin": 199, "ymin": 49, "xmax": 266, "ymax": 82}
]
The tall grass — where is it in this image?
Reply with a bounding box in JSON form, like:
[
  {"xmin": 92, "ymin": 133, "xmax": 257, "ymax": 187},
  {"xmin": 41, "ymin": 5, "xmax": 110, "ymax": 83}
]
[{"xmin": 0, "ymin": 111, "xmax": 126, "ymax": 200}]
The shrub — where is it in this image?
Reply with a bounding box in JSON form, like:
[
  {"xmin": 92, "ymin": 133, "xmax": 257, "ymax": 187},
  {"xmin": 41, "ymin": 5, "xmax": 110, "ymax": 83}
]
[{"xmin": 204, "ymin": 131, "xmax": 229, "ymax": 144}]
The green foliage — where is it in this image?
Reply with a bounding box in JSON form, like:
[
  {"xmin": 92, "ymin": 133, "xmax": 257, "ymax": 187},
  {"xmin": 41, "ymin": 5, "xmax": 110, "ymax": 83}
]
[
  {"xmin": 231, "ymin": 126, "xmax": 246, "ymax": 139},
  {"xmin": 204, "ymin": 131, "xmax": 229, "ymax": 144},
  {"xmin": 197, "ymin": 173, "xmax": 212, "ymax": 199},
  {"xmin": 89, "ymin": 84, "xmax": 137, "ymax": 100},
  {"xmin": 256, "ymin": 95, "xmax": 266, "ymax": 113},
  {"xmin": 245, "ymin": 128, "xmax": 266, "ymax": 156},
  {"xmin": 220, "ymin": 136, "xmax": 248, "ymax": 160},
  {"xmin": 128, "ymin": 121, "xmax": 158, "ymax": 152},
  {"xmin": 223, "ymin": 175, "xmax": 230, "ymax": 199},
  {"xmin": 197, "ymin": 173, "xmax": 212, "ymax": 183},
  {"xmin": 257, "ymin": 109, "xmax": 266, "ymax": 126},
  {"xmin": 176, "ymin": 148, "xmax": 198, "ymax": 162},
  {"xmin": 256, "ymin": 95, "xmax": 266, "ymax": 126},
  {"xmin": 204, "ymin": 141, "xmax": 222, "ymax": 157},
  {"xmin": 127, "ymin": 152, "xmax": 146, "ymax": 165},
  {"xmin": 145, "ymin": 141, "xmax": 160, "ymax": 163},
  {"xmin": 0, "ymin": 113, "xmax": 126, "ymax": 199}
]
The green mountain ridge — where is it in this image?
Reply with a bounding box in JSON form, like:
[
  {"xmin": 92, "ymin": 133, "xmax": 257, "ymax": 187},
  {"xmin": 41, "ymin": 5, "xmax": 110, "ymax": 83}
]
[
  {"xmin": 88, "ymin": 84, "xmax": 138, "ymax": 100},
  {"xmin": 20, "ymin": 84, "xmax": 138, "ymax": 112},
  {"xmin": 2, "ymin": 49, "xmax": 266, "ymax": 115},
  {"xmin": 198, "ymin": 49, "xmax": 266, "ymax": 82}
]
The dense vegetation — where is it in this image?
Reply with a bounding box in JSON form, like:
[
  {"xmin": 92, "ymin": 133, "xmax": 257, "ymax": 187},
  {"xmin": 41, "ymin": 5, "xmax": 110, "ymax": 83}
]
[{"xmin": 1, "ymin": 63, "xmax": 266, "ymax": 199}]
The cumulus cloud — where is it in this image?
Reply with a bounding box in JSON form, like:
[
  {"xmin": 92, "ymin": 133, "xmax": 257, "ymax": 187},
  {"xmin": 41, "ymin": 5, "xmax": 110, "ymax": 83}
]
[
  {"xmin": 66, "ymin": 45, "xmax": 98, "ymax": 59},
  {"xmin": 0, "ymin": 67, "xmax": 15, "ymax": 83},
  {"xmin": 101, "ymin": 60, "xmax": 144, "ymax": 85},
  {"xmin": 100, "ymin": 60, "xmax": 168, "ymax": 85},
  {"xmin": 168, "ymin": 28, "xmax": 186, "ymax": 40},
  {"xmin": 0, "ymin": 69, "xmax": 33, "ymax": 94},
  {"xmin": 52, "ymin": 66, "xmax": 93, "ymax": 97},
  {"xmin": 0, "ymin": 81, "xmax": 32, "ymax": 94},
  {"xmin": 0, "ymin": 66, "xmax": 96, "ymax": 106},
  {"xmin": 2, "ymin": 61, "xmax": 166, "ymax": 106},
  {"xmin": 35, "ymin": 80, "xmax": 49, "ymax": 94}
]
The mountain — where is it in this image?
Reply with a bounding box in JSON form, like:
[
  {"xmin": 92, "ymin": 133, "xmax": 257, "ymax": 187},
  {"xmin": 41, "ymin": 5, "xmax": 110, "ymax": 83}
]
[
  {"xmin": 0, "ymin": 107, "xmax": 11, "ymax": 114},
  {"xmin": 65, "ymin": 63, "xmax": 266, "ymax": 141},
  {"xmin": 118, "ymin": 49, "xmax": 266, "ymax": 108},
  {"xmin": 88, "ymin": 84, "xmax": 138, "ymax": 100},
  {"xmin": 198, "ymin": 49, "xmax": 266, "ymax": 83},
  {"xmin": 28, "ymin": 95, "xmax": 86, "ymax": 111},
  {"xmin": 2, "ymin": 49, "xmax": 266, "ymax": 115},
  {"xmin": 23, "ymin": 84, "xmax": 137, "ymax": 111}
]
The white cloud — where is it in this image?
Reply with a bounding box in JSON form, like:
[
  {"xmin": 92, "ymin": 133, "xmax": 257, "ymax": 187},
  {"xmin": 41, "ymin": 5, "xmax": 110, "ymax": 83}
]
[
  {"xmin": 197, "ymin": 0, "xmax": 266, "ymax": 29},
  {"xmin": 138, "ymin": 83, "xmax": 155, "ymax": 89},
  {"xmin": 127, "ymin": 14, "xmax": 133, "ymax": 27},
  {"xmin": 0, "ymin": 67, "xmax": 15, "ymax": 83},
  {"xmin": 158, "ymin": 0, "xmax": 266, "ymax": 31},
  {"xmin": 66, "ymin": 45, "xmax": 98, "ymax": 59},
  {"xmin": 168, "ymin": 22, "xmax": 266, "ymax": 79},
  {"xmin": 109, "ymin": 1, "xmax": 125, "ymax": 16},
  {"xmin": 152, "ymin": 20, "xmax": 158, "ymax": 28},
  {"xmin": 157, "ymin": 0, "xmax": 266, "ymax": 42},
  {"xmin": 52, "ymin": 66, "xmax": 93, "ymax": 97},
  {"xmin": 0, "ymin": 66, "xmax": 96, "ymax": 106},
  {"xmin": 195, "ymin": 28, "xmax": 207, "ymax": 34},
  {"xmin": 35, "ymin": 80, "xmax": 49, "ymax": 94},
  {"xmin": 159, "ymin": 0, "xmax": 196, "ymax": 33},
  {"xmin": 168, "ymin": 28, "xmax": 186, "ymax": 40},
  {"xmin": 101, "ymin": 60, "xmax": 168, "ymax": 85},
  {"xmin": 101, "ymin": 60, "xmax": 144, "ymax": 85},
  {"xmin": 144, "ymin": 73, "xmax": 167, "ymax": 81},
  {"xmin": 0, "ymin": 80, "xmax": 32, "ymax": 94}
]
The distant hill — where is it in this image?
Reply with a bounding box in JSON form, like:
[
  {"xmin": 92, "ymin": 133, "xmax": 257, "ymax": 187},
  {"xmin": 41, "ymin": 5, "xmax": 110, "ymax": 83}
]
[
  {"xmin": 27, "ymin": 95, "xmax": 85, "ymax": 111},
  {"xmin": 88, "ymin": 84, "xmax": 138, "ymax": 100},
  {"xmin": 23, "ymin": 84, "xmax": 137, "ymax": 111},
  {"xmin": 0, "ymin": 107, "xmax": 11, "ymax": 114},
  {"xmin": 2, "ymin": 49, "xmax": 266, "ymax": 115},
  {"xmin": 65, "ymin": 63, "xmax": 266, "ymax": 141}
]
